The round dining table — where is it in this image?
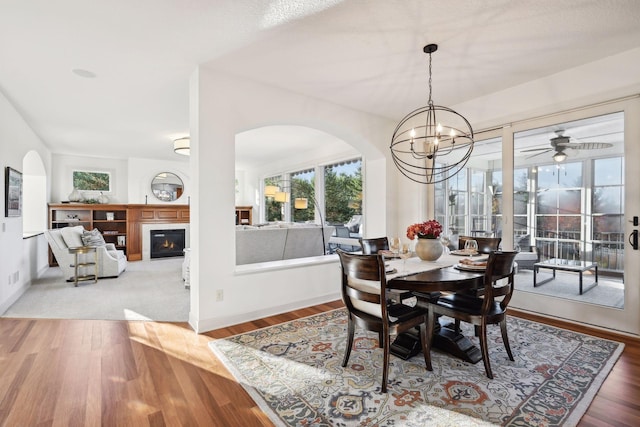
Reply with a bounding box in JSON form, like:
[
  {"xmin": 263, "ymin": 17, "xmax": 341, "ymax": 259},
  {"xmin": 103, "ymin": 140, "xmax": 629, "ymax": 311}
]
[{"xmin": 386, "ymin": 259, "xmax": 486, "ymax": 363}]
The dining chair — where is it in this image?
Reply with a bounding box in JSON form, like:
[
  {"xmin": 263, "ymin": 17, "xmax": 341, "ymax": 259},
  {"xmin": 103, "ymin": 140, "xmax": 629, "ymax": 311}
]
[
  {"xmin": 360, "ymin": 236, "xmax": 413, "ymax": 303},
  {"xmin": 458, "ymin": 235, "xmax": 502, "ymax": 253},
  {"xmin": 423, "ymin": 250, "xmax": 518, "ymax": 379},
  {"xmin": 359, "ymin": 237, "xmax": 389, "ymax": 254},
  {"xmin": 456, "ymin": 235, "xmax": 502, "ymax": 300},
  {"xmin": 336, "ymin": 249, "xmax": 430, "ymax": 393}
]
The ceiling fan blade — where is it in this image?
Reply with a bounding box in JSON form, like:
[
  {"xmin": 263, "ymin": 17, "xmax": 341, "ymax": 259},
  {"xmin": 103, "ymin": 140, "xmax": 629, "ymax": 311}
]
[
  {"xmin": 525, "ymin": 149, "xmax": 553, "ymax": 159},
  {"xmin": 520, "ymin": 147, "xmax": 552, "ymax": 153},
  {"xmin": 566, "ymin": 142, "xmax": 614, "ymax": 150}
]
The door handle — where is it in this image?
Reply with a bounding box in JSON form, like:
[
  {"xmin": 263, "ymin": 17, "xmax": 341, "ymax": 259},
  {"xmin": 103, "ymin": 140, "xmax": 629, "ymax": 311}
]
[{"xmin": 630, "ymin": 230, "xmax": 638, "ymax": 250}]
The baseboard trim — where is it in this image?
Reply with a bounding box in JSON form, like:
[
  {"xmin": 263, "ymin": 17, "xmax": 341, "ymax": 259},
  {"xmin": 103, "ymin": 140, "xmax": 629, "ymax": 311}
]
[
  {"xmin": 0, "ymin": 280, "xmax": 31, "ymax": 316},
  {"xmin": 193, "ymin": 292, "xmax": 341, "ymax": 333}
]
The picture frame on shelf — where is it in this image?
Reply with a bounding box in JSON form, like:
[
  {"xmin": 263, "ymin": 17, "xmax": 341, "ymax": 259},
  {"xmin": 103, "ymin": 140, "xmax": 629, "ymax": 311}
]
[
  {"xmin": 106, "ymin": 212, "xmax": 115, "ymax": 221},
  {"xmin": 4, "ymin": 167, "xmax": 23, "ymax": 217}
]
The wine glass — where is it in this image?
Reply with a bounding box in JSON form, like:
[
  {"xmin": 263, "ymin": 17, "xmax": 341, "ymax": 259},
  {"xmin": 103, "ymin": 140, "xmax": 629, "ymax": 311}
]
[
  {"xmin": 399, "ymin": 243, "xmax": 412, "ymax": 273},
  {"xmin": 464, "ymin": 239, "xmax": 478, "ymax": 256},
  {"xmin": 390, "ymin": 237, "xmax": 400, "ymax": 257},
  {"xmin": 440, "ymin": 234, "xmax": 451, "ymax": 254}
]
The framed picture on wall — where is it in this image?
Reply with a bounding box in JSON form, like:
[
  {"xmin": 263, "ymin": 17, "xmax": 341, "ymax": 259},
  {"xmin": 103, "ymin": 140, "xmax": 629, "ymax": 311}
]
[
  {"xmin": 72, "ymin": 170, "xmax": 111, "ymax": 192},
  {"xmin": 5, "ymin": 167, "xmax": 23, "ymax": 217}
]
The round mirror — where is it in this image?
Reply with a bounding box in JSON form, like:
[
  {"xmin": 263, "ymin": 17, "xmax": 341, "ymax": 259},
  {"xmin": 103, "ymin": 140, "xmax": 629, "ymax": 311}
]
[{"xmin": 151, "ymin": 172, "xmax": 184, "ymax": 202}]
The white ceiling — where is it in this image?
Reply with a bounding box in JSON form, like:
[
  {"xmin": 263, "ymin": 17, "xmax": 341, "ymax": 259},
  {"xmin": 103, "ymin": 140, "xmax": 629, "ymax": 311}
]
[{"xmin": 2, "ymin": 0, "xmax": 640, "ymax": 163}]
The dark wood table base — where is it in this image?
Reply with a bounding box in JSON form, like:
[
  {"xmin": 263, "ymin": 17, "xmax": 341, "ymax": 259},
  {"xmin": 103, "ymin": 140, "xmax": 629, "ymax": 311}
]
[
  {"xmin": 390, "ymin": 323, "xmax": 482, "ymax": 363},
  {"xmin": 387, "ymin": 265, "xmax": 487, "ymax": 364}
]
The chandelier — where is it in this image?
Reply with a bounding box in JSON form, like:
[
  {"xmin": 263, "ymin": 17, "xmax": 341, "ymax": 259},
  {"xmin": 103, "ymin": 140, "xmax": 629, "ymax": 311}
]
[{"xmin": 390, "ymin": 44, "xmax": 474, "ymax": 184}]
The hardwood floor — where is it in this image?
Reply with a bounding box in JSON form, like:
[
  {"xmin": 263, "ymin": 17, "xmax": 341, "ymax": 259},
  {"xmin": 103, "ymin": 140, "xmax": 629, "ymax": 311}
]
[{"xmin": 0, "ymin": 301, "xmax": 638, "ymax": 426}]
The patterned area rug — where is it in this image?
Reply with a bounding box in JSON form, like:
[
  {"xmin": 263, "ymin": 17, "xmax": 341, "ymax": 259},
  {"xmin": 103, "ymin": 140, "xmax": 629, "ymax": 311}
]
[{"xmin": 208, "ymin": 309, "xmax": 623, "ymax": 426}]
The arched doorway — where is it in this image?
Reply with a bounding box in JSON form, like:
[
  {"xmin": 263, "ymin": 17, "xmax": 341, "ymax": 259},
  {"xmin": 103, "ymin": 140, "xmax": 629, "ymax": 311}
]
[{"xmin": 22, "ymin": 150, "xmax": 47, "ymax": 234}]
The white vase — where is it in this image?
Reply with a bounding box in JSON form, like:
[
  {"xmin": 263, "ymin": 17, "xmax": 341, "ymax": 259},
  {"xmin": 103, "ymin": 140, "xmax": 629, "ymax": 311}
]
[
  {"xmin": 415, "ymin": 237, "xmax": 443, "ymax": 261},
  {"xmin": 68, "ymin": 188, "xmax": 81, "ymax": 202}
]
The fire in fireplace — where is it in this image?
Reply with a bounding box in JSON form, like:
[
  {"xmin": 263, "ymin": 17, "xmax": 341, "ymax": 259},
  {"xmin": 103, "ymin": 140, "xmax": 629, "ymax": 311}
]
[{"xmin": 150, "ymin": 229, "xmax": 186, "ymax": 259}]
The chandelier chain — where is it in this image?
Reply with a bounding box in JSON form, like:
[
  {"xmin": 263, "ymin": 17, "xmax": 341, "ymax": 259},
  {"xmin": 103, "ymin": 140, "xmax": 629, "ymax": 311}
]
[{"xmin": 428, "ymin": 51, "xmax": 433, "ymax": 106}]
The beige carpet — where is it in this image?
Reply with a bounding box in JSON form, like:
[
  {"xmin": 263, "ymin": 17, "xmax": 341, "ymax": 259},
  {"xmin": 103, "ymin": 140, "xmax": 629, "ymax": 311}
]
[{"xmin": 2, "ymin": 258, "xmax": 189, "ymax": 321}]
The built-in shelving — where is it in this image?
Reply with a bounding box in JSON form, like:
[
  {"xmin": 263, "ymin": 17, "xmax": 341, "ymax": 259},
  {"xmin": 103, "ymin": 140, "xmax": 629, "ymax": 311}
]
[
  {"xmin": 48, "ymin": 203, "xmax": 190, "ymax": 264},
  {"xmin": 48, "ymin": 204, "xmax": 128, "ymax": 266},
  {"xmin": 235, "ymin": 206, "xmax": 252, "ymax": 225}
]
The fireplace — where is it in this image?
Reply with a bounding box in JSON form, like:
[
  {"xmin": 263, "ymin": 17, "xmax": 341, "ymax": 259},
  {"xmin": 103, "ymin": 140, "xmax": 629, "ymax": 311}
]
[{"xmin": 150, "ymin": 229, "xmax": 185, "ymax": 259}]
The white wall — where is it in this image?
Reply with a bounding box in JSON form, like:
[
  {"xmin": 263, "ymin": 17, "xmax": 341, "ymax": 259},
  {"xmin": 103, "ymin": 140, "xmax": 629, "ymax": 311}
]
[
  {"xmin": 456, "ymin": 48, "xmax": 640, "ymax": 130},
  {"xmin": 0, "ymin": 90, "xmax": 52, "ymax": 315},
  {"xmin": 189, "ymin": 67, "xmax": 396, "ymax": 332},
  {"xmin": 49, "ymin": 154, "xmax": 192, "ymax": 205},
  {"xmin": 22, "ymin": 151, "xmax": 47, "ymax": 233},
  {"xmin": 50, "ymin": 153, "xmax": 128, "ymax": 203},
  {"xmin": 128, "ymin": 157, "xmax": 191, "ymax": 205}
]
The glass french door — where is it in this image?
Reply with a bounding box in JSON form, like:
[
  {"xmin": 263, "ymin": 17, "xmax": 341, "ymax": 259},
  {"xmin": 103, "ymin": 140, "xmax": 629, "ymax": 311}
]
[
  {"xmin": 436, "ymin": 100, "xmax": 640, "ymax": 335},
  {"xmin": 508, "ymin": 104, "xmax": 639, "ymax": 335}
]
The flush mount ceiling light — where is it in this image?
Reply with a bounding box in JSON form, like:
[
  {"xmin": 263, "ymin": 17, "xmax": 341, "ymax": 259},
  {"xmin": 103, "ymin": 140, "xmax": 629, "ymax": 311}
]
[
  {"xmin": 390, "ymin": 44, "xmax": 474, "ymax": 184},
  {"xmin": 173, "ymin": 137, "xmax": 190, "ymax": 156}
]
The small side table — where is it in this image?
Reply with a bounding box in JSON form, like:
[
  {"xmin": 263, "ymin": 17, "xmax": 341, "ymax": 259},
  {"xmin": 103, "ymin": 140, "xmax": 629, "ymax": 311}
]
[{"xmin": 68, "ymin": 246, "xmax": 98, "ymax": 286}]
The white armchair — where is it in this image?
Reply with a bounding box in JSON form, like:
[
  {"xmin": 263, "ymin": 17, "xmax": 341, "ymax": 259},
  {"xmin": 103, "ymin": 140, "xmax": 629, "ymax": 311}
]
[{"xmin": 45, "ymin": 226, "xmax": 127, "ymax": 280}]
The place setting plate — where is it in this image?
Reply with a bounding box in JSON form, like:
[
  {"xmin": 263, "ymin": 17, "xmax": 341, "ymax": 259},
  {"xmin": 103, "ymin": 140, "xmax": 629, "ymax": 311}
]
[
  {"xmin": 454, "ymin": 263, "xmax": 486, "ymax": 271},
  {"xmin": 454, "ymin": 257, "xmax": 489, "ymax": 271},
  {"xmin": 451, "ymin": 249, "xmax": 480, "ymax": 256},
  {"xmin": 384, "ymin": 263, "xmax": 398, "ymax": 274}
]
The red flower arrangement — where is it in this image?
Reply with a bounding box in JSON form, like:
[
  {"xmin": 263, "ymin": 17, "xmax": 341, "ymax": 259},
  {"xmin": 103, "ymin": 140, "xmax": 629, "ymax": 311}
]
[{"xmin": 406, "ymin": 219, "xmax": 443, "ymax": 240}]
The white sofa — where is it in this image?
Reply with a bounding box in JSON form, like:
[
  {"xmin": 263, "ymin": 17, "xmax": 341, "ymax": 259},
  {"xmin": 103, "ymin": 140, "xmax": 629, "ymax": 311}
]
[
  {"xmin": 236, "ymin": 224, "xmax": 335, "ymax": 265},
  {"xmin": 45, "ymin": 226, "xmax": 128, "ymax": 280}
]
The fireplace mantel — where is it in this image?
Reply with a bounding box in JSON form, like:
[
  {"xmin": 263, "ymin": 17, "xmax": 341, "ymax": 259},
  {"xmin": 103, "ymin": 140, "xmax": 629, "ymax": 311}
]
[{"xmin": 127, "ymin": 204, "xmax": 189, "ymax": 261}]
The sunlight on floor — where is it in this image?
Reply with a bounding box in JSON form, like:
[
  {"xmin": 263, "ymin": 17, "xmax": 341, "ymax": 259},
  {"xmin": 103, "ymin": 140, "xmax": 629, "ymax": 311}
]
[
  {"xmin": 123, "ymin": 309, "xmax": 153, "ymax": 321},
  {"xmin": 214, "ymin": 341, "xmax": 497, "ymax": 426},
  {"xmin": 126, "ymin": 320, "xmax": 229, "ymax": 377}
]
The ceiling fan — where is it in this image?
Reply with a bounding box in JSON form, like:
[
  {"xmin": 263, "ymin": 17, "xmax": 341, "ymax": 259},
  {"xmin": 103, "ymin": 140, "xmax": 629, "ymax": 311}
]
[{"xmin": 520, "ymin": 130, "xmax": 613, "ymax": 162}]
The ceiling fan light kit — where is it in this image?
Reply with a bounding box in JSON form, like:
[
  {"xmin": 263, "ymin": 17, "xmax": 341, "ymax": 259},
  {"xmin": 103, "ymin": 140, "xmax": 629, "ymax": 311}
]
[
  {"xmin": 553, "ymin": 151, "xmax": 567, "ymax": 162},
  {"xmin": 390, "ymin": 43, "xmax": 474, "ymax": 184}
]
